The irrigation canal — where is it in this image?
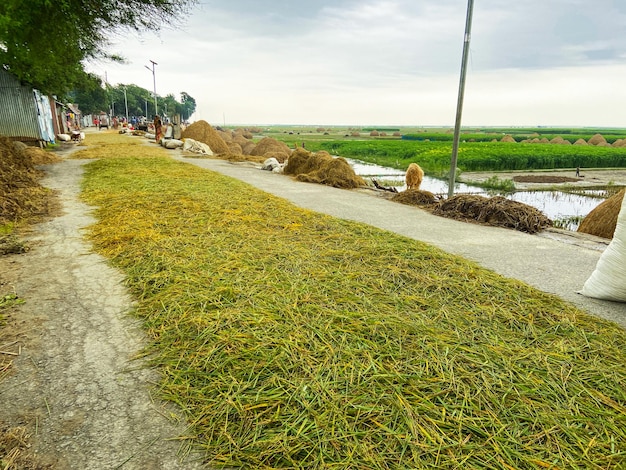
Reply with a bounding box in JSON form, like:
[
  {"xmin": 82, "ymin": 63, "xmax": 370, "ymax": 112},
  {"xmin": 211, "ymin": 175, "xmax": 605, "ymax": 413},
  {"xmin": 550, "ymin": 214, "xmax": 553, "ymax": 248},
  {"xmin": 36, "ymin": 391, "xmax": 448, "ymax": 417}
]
[{"xmin": 347, "ymin": 159, "xmax": 604, "ymax": 231}]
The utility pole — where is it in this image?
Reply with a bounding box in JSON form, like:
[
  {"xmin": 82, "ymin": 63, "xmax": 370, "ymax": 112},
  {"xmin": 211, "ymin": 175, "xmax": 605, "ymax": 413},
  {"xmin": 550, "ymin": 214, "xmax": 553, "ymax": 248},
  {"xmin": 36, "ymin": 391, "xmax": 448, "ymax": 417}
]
[
  {"xmin": 123, "ymin": 86, "xmax": 129, "ymax": 123},
  {"xmin": 448, "ymin": 0, "xmax": 474, "ymax": 198},
  {"xmin": 145, "ymin": 60, "xmax": 158, "ymax": 117}
]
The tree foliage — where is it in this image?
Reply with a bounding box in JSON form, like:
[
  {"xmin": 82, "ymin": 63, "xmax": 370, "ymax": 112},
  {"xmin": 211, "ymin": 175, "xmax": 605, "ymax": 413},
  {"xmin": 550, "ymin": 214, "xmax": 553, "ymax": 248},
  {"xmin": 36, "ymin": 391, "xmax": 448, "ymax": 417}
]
[{"xmin": 0, "ymin": 0, "xmax": 196, "ymax": 96}]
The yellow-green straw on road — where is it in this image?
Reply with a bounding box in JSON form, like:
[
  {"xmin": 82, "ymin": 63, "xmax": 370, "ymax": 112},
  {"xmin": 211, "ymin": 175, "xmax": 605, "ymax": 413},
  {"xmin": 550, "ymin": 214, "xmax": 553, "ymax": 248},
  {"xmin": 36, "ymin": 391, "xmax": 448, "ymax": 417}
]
[{"xmin": 80, "ymin": 135, "xmax": 626, "ymax": 469}]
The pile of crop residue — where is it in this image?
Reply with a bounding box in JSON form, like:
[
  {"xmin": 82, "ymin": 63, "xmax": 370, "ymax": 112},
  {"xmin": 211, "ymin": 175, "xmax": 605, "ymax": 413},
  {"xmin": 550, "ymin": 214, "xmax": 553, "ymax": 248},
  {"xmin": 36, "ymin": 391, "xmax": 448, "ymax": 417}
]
[
  {"xmin": 391, "ymin": 189, "xmax": 438, "ymax": 206},
  {"xmin": 0, "ymin": 137, "xmax": 58, "ymax": 226},
  {"xmin": 284, "ymin": 148, "xmax": 366, "ymax": 189},
  {"xmin": 578, "ymin": 189, "xmax": 625, "ymax": 239},
  {"xmin": 181, "ymin": 120, "xmax": 230, "ymax": 154},
  {"xmin": 433, "ymin": 194, "xmax": 552, "ymax": 233},
  {"xmin": 250, "ymin": 137, "xmax": 291, "ymax": 162},
  {"xmin": 513, "ymin": 175, "xmax": 580, "ymax": 183}
]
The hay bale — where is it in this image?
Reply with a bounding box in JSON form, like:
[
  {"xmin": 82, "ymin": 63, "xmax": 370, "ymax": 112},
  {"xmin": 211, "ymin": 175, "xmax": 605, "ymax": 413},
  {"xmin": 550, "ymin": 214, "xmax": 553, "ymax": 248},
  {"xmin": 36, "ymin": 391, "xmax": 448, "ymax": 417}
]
[
  {"xmin": 181, "ymin": 120, "xmax": 230, "ymax": 154},
  {"xmin": 577, "ymin": 189, "xmax": 625, "ymax": 239},
  {"xmin": 501, "ymin": 135, "xmax": 516, "ymax": 143},
  {"xmin": 370, "ymin": 130, "xmax": 380, "ymax": 137},
  {"xmin": 573, "ymin": 138, "xmax": 588, "ymax": 146},
  {"xmin": 392, "ymin": 132, "xmax": 402, "ymax": 137},
  {"xmin": 612, "ymin": 139, "xmax": 626, "ymax": 148},
  {"xmin": 433, "ymin": 195, "xmax": 552, "ymax": 234},
  {"xmin": 284, "ymin": 149, "xmax": 365, "ymax": 189},
  {"xmin": 550, "ymin": 136, "xmax": 565, "ymax": 144},
  {"xmin": 391, "ymin": 189, "xmax": 437, "ymax": 206},
  {"xmin": 250, "ymin": 137, "xmax": 291, "ymax": 160},
  {"xmin": 588, "ymin": 133, "xmax": 607, "ymax": 146}
]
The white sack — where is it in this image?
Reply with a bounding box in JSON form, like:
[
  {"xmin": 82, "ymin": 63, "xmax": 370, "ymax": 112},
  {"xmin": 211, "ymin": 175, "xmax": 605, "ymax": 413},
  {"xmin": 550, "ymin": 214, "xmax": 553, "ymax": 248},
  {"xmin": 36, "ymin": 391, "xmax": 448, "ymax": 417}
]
[
  {"xmin": 261, "ymin": 157, "xmax": 280, "ymax": 171},
  {"xmin": 581, "ymin": 194, "xmax": 626, "ymax": 301},
  {"xmin": 57, "ymin": 133, "xmax": 71, "ymax": 141},
  {"xmin": 182, "ymin": 138, "xmax": 213, "ymax": 155},
  {"xmin": 163, "ymin": 139, "xmax": 184, "ymax": 149}
]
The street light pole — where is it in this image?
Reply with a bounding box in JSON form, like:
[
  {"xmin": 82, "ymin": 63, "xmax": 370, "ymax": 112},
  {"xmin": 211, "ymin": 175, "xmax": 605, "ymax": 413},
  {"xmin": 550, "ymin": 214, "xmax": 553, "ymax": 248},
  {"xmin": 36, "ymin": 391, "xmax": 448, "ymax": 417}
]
[
  {"xmin": 123, "ymin": 86, "xmax": 129, "ymax": 123},
  {"xmin": 144, "ymin": 60, "xmax": 158, "ymax": 116},
  {"xmin": 448, "ymin": 0, "xmax": 474, "ymax": 198}
]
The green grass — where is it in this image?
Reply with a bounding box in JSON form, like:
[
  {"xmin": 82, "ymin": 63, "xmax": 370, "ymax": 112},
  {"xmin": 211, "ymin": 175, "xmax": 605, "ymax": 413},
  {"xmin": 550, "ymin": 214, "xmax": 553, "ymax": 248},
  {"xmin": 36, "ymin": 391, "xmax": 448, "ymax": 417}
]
[{"xmin": 80, "ymin": 137, "xmax": 626, "ymax": 469}]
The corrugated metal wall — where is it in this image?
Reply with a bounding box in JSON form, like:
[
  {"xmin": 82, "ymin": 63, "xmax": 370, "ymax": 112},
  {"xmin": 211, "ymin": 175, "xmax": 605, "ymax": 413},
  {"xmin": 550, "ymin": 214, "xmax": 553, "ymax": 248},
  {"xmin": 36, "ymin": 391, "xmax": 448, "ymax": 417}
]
[{"xmin": 0, "ymin": 69, "xmax": 44, "ymax": 142}]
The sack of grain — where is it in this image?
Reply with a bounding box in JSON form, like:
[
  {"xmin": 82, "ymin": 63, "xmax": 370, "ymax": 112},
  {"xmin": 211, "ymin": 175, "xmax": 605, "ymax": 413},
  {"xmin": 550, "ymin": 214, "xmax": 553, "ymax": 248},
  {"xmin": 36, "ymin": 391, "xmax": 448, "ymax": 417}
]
[{"xmin": 581, "ymin": 194, "xmax": 626, "ymax": 301}]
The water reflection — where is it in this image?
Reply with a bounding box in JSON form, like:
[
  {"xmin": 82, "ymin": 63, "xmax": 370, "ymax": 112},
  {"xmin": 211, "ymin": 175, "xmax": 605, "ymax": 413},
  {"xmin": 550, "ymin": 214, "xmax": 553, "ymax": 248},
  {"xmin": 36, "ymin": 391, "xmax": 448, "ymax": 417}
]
[{"xmin": 347, "ymin": 158, "xmax": 604, "ymax": 231}]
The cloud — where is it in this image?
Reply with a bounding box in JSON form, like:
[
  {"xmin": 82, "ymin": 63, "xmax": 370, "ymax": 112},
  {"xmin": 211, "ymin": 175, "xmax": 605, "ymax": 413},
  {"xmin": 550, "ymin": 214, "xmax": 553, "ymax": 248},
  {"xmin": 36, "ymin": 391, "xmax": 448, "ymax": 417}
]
[{"xmin": 86, "ymin": 0, "xmax": 626, "ymax": 126}]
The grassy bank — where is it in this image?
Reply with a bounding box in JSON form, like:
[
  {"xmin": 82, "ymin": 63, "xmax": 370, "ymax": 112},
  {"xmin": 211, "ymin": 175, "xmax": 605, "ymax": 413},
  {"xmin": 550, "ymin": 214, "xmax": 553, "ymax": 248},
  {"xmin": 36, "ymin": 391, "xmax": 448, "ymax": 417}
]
[{"xmin": 81, "ymin": 135, "xmax": 626, "ymax": 469}]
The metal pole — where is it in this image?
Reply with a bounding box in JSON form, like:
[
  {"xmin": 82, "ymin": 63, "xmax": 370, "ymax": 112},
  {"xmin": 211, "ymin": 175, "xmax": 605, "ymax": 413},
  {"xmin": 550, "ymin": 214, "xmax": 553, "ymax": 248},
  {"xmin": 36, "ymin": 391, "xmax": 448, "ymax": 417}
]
[
  {"xmin": 145, "ymin": 60, "xmax": 158, "ymax": 116},
  {"xmin": 123, "ymin": 87, "xmax": 129, "ymax": 123},
  {"xmin": 448, "ymin": 0, "xmax": 475, "ymax": 198}
]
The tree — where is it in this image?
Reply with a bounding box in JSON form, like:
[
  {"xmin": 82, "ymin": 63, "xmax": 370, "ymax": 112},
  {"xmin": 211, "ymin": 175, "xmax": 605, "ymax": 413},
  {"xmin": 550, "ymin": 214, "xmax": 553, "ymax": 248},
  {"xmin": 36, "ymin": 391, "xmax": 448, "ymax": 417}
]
[
  {"xmin": 69, "ymin": 73, "xmax": 109, "ymax": 115},
  {"xmin": 0, "ymin": 0, "xmax": 197, "ymax": 97},
  {"xmin": 181, "ymin": 92, "xmax": 197, "ymax": 121}
]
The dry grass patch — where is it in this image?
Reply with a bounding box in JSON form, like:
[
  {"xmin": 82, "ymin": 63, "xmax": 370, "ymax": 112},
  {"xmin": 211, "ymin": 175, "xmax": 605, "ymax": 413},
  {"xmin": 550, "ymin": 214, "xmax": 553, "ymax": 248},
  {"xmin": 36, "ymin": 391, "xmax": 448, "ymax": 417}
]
[{"xmin": 79, "ymin": 152, "xmax": 626, "ymax": 469}]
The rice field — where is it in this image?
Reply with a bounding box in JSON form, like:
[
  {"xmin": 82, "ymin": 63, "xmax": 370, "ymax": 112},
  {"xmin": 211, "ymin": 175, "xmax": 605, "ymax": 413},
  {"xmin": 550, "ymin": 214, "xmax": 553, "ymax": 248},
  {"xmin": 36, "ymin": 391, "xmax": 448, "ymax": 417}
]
[{"xmin": 80, "ymin": 135, "xmax": 626, "ymax": 469}]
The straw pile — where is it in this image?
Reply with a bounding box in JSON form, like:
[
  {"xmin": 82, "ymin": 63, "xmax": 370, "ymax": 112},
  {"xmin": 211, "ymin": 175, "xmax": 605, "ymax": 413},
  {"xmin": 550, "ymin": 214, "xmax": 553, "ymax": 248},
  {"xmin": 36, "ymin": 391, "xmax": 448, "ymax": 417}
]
[
  {"xmin": 433, "ymin": 194, "xmax": 552, "ymax": 233},
  {"xmin": 0, "ymin": 136, "xmax": 56, "ymax": 225},
  {"xmin": 181, "ymin": 120, "xmax": 230, "ymax": 154},
  {"xmin": 284, "ymin": 149, "xmax": 366, "ymax": 189},
  {"xmin": 250, "ymin": 137, "xmax": 291, "ymax": 162},
  {"xmin": 500, "ymin": 135, "xmax": 516, "ymax": 143},
  {"xmin": 80, "ymin": 153, "xmax": 626, "ymax": 469},
  {"xmin": 391, "ymin": 189, "xmax": 437, "ymax": 206},
  {"xmin": 227, "ymin": 142, "xmax": 243, "ymax": 155},
  {"xmin": 574, "ymin": 138, "xmax": 588, "ymax": 145},
  {"xmin": 577, "ymin": 189, "xmax": 625, "ymax": 239}
]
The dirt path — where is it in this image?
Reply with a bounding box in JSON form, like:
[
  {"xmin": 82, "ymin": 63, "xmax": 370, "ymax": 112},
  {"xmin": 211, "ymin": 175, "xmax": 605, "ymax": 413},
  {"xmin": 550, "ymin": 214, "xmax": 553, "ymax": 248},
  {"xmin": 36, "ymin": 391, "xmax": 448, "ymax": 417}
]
[{"xmin": 0, "ymin": 158, "xmax": 205, "ymax": 468}]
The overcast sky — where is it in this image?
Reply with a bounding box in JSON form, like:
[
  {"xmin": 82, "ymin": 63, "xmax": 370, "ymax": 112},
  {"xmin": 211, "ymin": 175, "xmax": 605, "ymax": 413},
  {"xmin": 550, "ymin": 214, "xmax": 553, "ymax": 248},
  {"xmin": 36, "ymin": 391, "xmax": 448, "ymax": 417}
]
[{"xmin": 87, "ymin": 0, "xmax": 626, "ymax": 127}]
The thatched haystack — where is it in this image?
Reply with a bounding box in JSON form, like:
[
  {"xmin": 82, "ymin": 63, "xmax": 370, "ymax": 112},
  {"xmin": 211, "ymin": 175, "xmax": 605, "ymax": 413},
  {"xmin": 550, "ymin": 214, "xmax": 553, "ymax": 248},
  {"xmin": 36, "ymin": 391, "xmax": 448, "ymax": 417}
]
[
  {"xmin": 250, "ymin": 137, "xmax": 291, "ymax": 162},
  {"xmin": 588, "ymin": 133, "xmax": 607, "ymax": 146},
  {"xmin": 232, "ymin": 134, "xmax": 250, "ymax": 146},
  {"xmin": 181, "ymin": 120, "xmax": 230, "ymax": 154},
  {"xmin": 501, "ymin": 135, "xmax": 516, "ymax": 143},
  {"xmin": 573, "ymin": 138, "xmax": 588, "ymax": 145},
  {"xmin": 391, "ymin": 189, "xmax": 437, "ymax": 206},
  {"xmin": 351, "ymin": 132, "xmax": 361, "ymax": 137},
  {"xmin": 550, "ymin": 136, "xmax": 565, "ymax": 144},
  {"xmin": 433, "ymin": 195, "xmax": 552, "ymax": 234},
  {"xmin": 577, "ymin": 189, "xmax": 625, "ymax": 239},
  {"xmin": 612, "ymin": 139, "xmax": 626, "ymax": 148},
  {"xmin": 284, "ymin": 149, "xmax": 365, "ymax": 189}
]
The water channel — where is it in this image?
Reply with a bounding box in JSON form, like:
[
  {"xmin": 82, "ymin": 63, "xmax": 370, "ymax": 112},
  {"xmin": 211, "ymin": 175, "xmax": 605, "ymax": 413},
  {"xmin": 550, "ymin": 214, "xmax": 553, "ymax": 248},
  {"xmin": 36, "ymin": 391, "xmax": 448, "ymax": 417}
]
[{"xmin": 347, "ymin": 159, "xmax": 605, "ymax": 232}]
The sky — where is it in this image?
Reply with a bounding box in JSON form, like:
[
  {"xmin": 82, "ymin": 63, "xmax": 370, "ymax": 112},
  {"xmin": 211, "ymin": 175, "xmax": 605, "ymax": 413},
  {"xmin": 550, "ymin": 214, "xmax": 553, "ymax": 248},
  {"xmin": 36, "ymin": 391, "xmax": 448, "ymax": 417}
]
[{"xmin": 87, "ymin": 0, "xmax": 626, "ymax": 127}]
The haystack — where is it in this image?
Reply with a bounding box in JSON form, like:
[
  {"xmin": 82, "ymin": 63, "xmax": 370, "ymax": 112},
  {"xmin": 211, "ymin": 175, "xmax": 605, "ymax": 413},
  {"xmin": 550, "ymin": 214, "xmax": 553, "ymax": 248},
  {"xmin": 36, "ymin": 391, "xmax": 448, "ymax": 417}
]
[
  {"xmin": 181, "ymin": 120, "xmax": 230, "ymax": 154},
  {"xmin": 218, "ymin": 130, "xmax": 233, "ymax": 143},
  {"xmin": 573, "ymin": 138, "xmax": 588, "ymax": 145},
  {"xmin": 550, "ymin": 136, "xmax": 565, "ymax": 144},
  {"xmin": 250, "ymin": 137, "xmax": 291, "ymax": 162},
  {"xmin": 391, "ymin": 189, "xmax": 437, "ymax": 206},
  {"xmin": 227, "ymin": 142, "xmax": 243, "ymax": 155},
  {"xmin": 501, "ymin": 135, "xmax": 516, "ymax": 143},
  {"xmin": 0, "ymin": 136, "xmax": 56, "ymax": 224},
  {"xmin": 433, "ymin": 195, "xmax": 552, "ymax": 234},
  {"xmin": 588, "ymin": 133, "xmax": 607, "ymax": 146},
  {"xmin": 577, "ymin": 189, "xmax": 625, "ymax": 239},
  {"xmin": 370, "ymin": 130, "xmax": 380, "ymax": 137},
  {"xmin": 241, "ymin": 141, "xmax": 256, "ymax": 155},
  {"xmin": 232, "ymin": 134, "xmax": 249, "ymax": 146},
  {"xmin": 284, "ymin": 149, "xmax": 365, "ymax": 189},
  {"xmin": 612, "ymin": 139, "xmax": 626, "ymax": 148}
]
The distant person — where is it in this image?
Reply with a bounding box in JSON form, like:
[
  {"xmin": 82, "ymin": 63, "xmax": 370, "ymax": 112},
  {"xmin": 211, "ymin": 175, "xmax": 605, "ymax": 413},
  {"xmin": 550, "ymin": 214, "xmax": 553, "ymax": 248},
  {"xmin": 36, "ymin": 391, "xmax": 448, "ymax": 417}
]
[
  {"xmin": 576, "ymin": 167, "xmax": 581, "ymax": 177},
  {"xmin": 154, "ymin": 115, "xmax": 163, "ymax": 142}
]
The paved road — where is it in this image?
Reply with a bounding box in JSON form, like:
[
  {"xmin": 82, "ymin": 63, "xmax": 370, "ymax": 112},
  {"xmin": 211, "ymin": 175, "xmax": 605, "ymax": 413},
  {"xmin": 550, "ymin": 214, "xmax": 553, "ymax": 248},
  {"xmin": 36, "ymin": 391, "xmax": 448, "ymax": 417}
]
[{"xmin": 174, "ymin": 155, "xmax": 626, "ymax": 329}]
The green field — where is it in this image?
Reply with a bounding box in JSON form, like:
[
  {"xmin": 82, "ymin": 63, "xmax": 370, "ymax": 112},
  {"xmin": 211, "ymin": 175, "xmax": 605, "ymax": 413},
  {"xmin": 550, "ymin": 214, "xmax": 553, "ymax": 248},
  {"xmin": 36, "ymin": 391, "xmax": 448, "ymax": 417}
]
[{"xmin": 250, "ymin": 126, "xmax": 626, "ymax": 174}]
